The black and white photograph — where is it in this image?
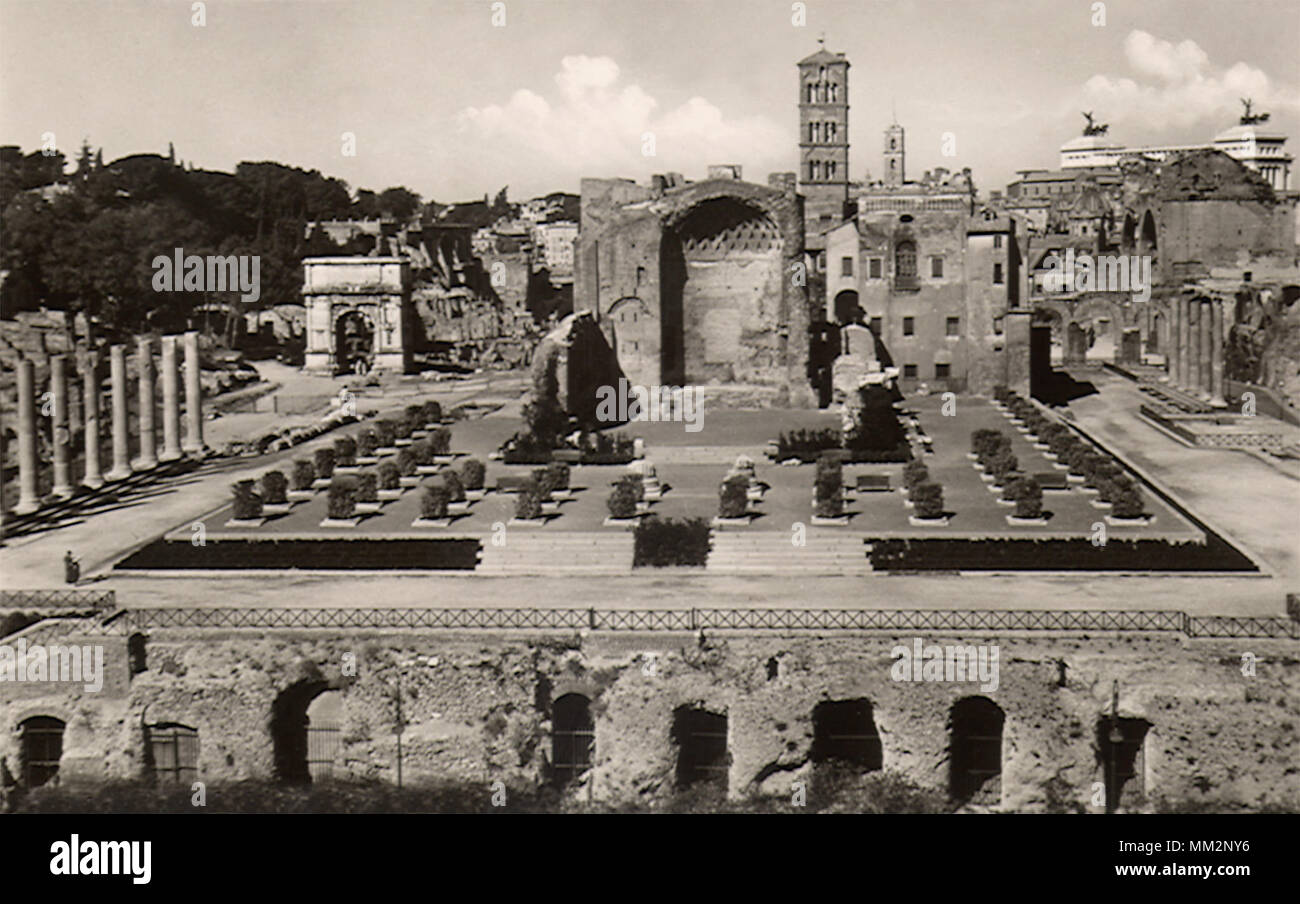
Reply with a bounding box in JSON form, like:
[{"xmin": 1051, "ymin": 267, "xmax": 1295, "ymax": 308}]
[{"xmin": 0, "ymin": 0, "xmax": 1296, "ymax": 884}]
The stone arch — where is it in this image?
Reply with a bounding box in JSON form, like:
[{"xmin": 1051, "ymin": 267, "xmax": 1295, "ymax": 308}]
[
  {"xmin": 948, "ymin": 696, "xmax": 1004, "ymax": 804},
  {"xmin": 833, "ymin": 289, "xmax": 862, "ymax": 326},
  {"xmin": 1121, "ymin": 212, "xmax": 1137, "ymax": 253},
  {"xmin": 1139, "ymin": 210, "xmax": 1158, "ymax": 256},
  {"xmin": 550, "ymin": 693, "xmax": 594, "ymax": 786},
  {"xmin": 607, "ymin": 296, "xmax": 655, "ymax": 376},
  {"xmin": 334, "ymin": 308, "xmax": 375, "ymax": 376},
  {"xmin": 270, "ymin": 677, "xmax": 340, "ymax": 784},
  {"xmin": 128, "ymin": 632, "xmax": 148, "ymax": 676},
  {"xmin": 671, "ymin": 704, "xmax": 729, "ymax": 789},
  {"xmin": 1097, "ymin": 715, "xmax": 1152, "ymax": 813},
  {"xmin": 810, "ymin": 698, "xmax": 883, "ymax": 771}
]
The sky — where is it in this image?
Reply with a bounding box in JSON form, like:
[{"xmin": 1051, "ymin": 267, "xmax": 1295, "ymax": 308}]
[{"xmin": 2, "ymin": 0, "xmax": 1297, "ymax": 203}]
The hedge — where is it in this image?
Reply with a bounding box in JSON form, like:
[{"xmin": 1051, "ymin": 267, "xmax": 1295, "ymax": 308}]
[
  {"xmin": 260, "ymin": 470, "xmax": 288, "ymax": 505},
  {"xmin": 460, "ymin": 458, "xmax": 486, "ymax": 491},
  {"xmin": 439, "ymin": 468, "xmax": 466, "ymax": 503},
  {"xmin": 231, "ymin": 479, "xmax": 262, "ymax": 520},
  {"xmin": 356, "ymin": 470, "xmax": 378, "ymax": 503},
  {"xmin": 633, "ymin": 517, "xmax": 710, "ymax": 566},
  {"xmin": 290, "ymin": 459, "xmax": 316, "ymax": 491},
  {"xmin": 333, "ymin": 435, "xmax": 357, "ymax": 467},
  {"xmin": 421, "ymin": 484, "xmax": 450, "ymax": 519},
  {"xmin": 515, "ymin": 484, "xmax": 543, "ymax": 520},
  {"xmin": 377, "ymin": 460, "xmax": 400, "ymax": 490},
  {"xmin": 313, "ymin": 447, "xmax": 336, "ymax": 480},
  {"xmin": 868, "ymin": 535, "xmax": 1255, "ymax": 572},
  {"xmin": 607, "ymin": 481, "xmax": 639, "ymax": 519},
  {"xmin": 912, "ymin": 482, "xmax": 944, "ymax": 519},
  {"xmin": 327, "ymin": 480, "xmax": 356, "ymax": 519}
]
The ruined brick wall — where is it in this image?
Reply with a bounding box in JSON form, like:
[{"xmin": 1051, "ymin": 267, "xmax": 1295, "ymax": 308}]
[
  {"xmin": 3, "ymin": 628, "xmax": 1296, "ymax": 812},
  {"xmin": 1158, "ymin": 199, "xmax": 1295, "ymax": 283}
]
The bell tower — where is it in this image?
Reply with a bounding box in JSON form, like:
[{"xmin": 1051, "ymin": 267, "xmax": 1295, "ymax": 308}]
[
  {"xmin": 883, "ymin": 121, "xmax": 905, "ymax": 187},
  {"xmin": 798, "ymin": 39, "xmax": 850, "ymax": 252}
]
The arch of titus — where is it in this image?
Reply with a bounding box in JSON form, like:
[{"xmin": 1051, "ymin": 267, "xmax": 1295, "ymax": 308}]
[{"xmin": 6, "ymin": 331, "xmax": 207, "ymax": 519}]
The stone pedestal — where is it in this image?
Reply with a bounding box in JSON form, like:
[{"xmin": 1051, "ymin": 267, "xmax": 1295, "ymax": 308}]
[
  {"xmin": 160, "ymin": 335, "xmax": 183, "ymax": 461},
  {"xmin": 49, "ymin": 354, "xmax": 75, "ymax": 498},
  {"xmin": 82, "ymin": 353, "xmax": 104, "ymax": 489},
  {"xmin": 182, "ymin": 331, "xmax": 205, "ymax": 454},
  {"xmin": 106, "ymin": 344, "xmax": 133, "ymax": 481},
  {"xmin": 14, "ymin": 359, "xmax": 41, "ymax": 514},
  {"xmin": 135, "ymin": 336, "xmax": 158, "ymax": 469}
]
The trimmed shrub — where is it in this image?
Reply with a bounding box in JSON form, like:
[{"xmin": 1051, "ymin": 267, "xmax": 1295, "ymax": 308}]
[
  {"xmin": 327, "ymin": 480, "xmax": 356, "ymax": 520},
  {"xmin": 1011, "ymin": 477, "xmax": 1043, "ymax": 519},
  {"xmin": 1098, "ymin": 475, "xmax": 1134, "ymax": 505},
  {"xmin": 618, "ymin": 473, "xmax": 645, "ymax": 503},
  {"xmin": 356, "ymin": 469, "xmax": 378, "ymax": 503},
  {"xmin": 422, "ymin": 400, "xmax": 443, "ymax": 425},
  {"xmin": 375, "ymin": 420, "xmax": 396, "ymax": 448},
  {"xmin": 357, "ymin": 429, "xmax": 379, "ymax": 458},
  {"xmin": 231, "ymin": 480, "xmax": 262, "ymax": 520},
  {"xmin": 987, "ymin": 448, "xmax": 1019, "ymax": 482},
  {"xmin": 404, "ymin": 405, "xmax": 425, "ymax": 434},
  {"xmin": 912, "ymin": 482, "xmax": 944, "ymax": 519},
  {"xmin": 971, "ymin": 428, "xmax": 1001, "ymax": 458},
  {"xmin": 546, "ymin": 462, "xmax": 571, "ymax": 491},
  {"xmin": 429, "ymin": 426, "xmax": 452, "ymax": 456},
  {"xmin": 815, "ymin": 463, "xmax": 844, "ymax": 518},
  {"xmin": 634, "ymin": 517, "xmax": 710, "ymax": 566},
  {"xmin": 396, "ymin": 447, "xmax": 417, "ymax": 477},
  {"xmin": 1048, "ymin": 430, "xmax": 1077, "ymax": 457},
  {"xmin": 1065, "ymin": 445, "xmax": 1092, "ymax": 476},
  {"xmin": 515, "ymin": 482, "xmax": 543, "ymax": 520},
  {"xmin": 313, "ymin": 447, "xmax": 336, "ymax": 480},
  {"xmin": 421, "ymin": 484, "xmax": 450, "ymax": 519},
  {"xmin": 460, "ymin": 458, "xmax": 486, "ymax": 491},
  {"xmin": 1084, "ymin": 456, "xmax": 1120, "ymax": 489},
  {"xmin": 290, "ymin": 459, "xmax": 316, "ymax": 491},
  {"xmin": 411, "ymin": 439, "xmax": 434, "ymax": 466},
  {"xmin": 903, "ymin": 459, "xmax": 930, "ymax": 490},
  {"xmin": 992, "ymin": 384, "xmax": 1010, "ymax": 403},
  {"xmin": 1112, "ymin": 484, "xmax": 1145, "ymax": 519},
  {"xmin": 394, "ymin": 415, "xmax": 413, "ymax": 440},
  {"xmin": 439, "ymin": 467, "xmax": 466, "ymax": 503},
  {"xmin": 333, "ymin": 434, "xmax": 357, "ymax": 467},
  {"xmin": 260, "ymin": 470, "xmax": 288, "ymax": 505},
  {"xmin": 607, "ymin": 480, "xmax": 639, "ymax": 519},
  {"xmin": 718, "ymin": 475, "xmax": 749, "ymax": 519},
  {"xmin": 377, "ymin": 460, "xmax": 400, "ymax": 491},
  {"xmin": 533, "ymin": 466, "xmax": 558, "ymax": 499}
]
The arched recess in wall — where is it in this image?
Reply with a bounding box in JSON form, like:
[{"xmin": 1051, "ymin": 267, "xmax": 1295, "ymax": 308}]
[
  {"xmin": 550, "ymin": 693, "xmax": 594, "ymax": 787},
  {"xmin": 18, "ymin": 716, "xmax": 64, "ymax": 788},
  {"xmin": 1121, "ymin": 213, "xmax": 1137, "ymax": 252},
  {"xmin": 1139, "ymin": 211, "xmax": 1158, "ymax": 269},
  {"xmin": 270, "ymin": 678, "xmax": 341, "ymax": 784},
  {"xmin": 810, "ymin": 698, "xmax": 883, "ymax": 772},
  {"xmin": 608, "ymin": 296, "xmax": 655, "ymax": 380},
  {"xmin": 948, "ymin": 696, "xmax": 1004, "ymax": 804},
  {"xmin": 671, "ymin": 704, "xmax": 730, "ymax": 790},
  {"xmin": 1096, "ymin": 716, "xmax": 1152, "ymax": 813},
  {"xmin": 833, "ymin": 290, "xmax": 861, "ymax": 326}
]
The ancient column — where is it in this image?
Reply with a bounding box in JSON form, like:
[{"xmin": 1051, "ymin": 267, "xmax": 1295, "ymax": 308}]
[
  {"xmin": 160, "ymin": 335, "xmax": 183, "ymax": 461},
  {"xmin": 106, "ymin": 343, "xmax": 133, "ymax": 481},
  {"xmin": 1192, "ymin": 300, "xmax": 1207, "ymax": 397},
  {"xmin": 1201, "ymin": 300, "xmax": 1218, "ymax": 405},
  {"xmin": 1176, "ymin": 296, "xmax": 1191, "ymax": 392},
  {"xmin": 182, "ymin": 330, "xmax": 204, "ymax": 454},
  {"xmin": 49, "ymin": 354, "xmax": 74, "ymax": 499},
  {"xmin": 82, "ymin": 351, "xmax": 104, "ymax": 489},
  {"xmin": 1162, "ymin": 299, "xmax": 1176, "ymax": 382},
  {"xmin": 14, "ymin": 359, "xmax": 41, "ymax": 514},
  {"xmin": 1201, "ymin": 300, "xmax": 1222, "ymax": 405},
  {"xmin": 135, "ymin": 336, "xmax": 158, "ymax": 469}
]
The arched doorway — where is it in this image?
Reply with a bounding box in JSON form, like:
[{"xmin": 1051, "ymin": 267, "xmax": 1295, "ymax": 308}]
[
  {"xmin": 335, "ymin": 310, "xmax": 375, "ymax": 376},
  {"xmin": 19, "ymin": 716, "xmax": 64, "ymax": 787},
  {"xmin": 1066, "ymin": 322, "xmax": 1088, "ymax": 364},
  {"xmin": 551, "ymin": 693, "xmax": 594, "ymax": 786},
  {"xmin": 270, "ymin": 679, "xmax": 335, "ymax": 784},
  {"xmin": 949, "ymin": 697, "xmax": 1004, "ymax": 803},
  {"xmin": 833, "ymin": 290, "xmax": 862, "ymax": 326}
]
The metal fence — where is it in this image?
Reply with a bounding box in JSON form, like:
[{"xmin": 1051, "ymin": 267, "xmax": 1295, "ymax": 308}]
[
  {"xmin": 108, "ymin": 606, "xmax": 1299, "ymax": 638},
  {"xmin": 0, "ymin": 589, "xmax": 116, "ymax": 610}
]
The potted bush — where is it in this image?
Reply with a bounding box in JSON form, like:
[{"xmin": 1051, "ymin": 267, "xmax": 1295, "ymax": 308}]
[
  {"xmin": 414, "ymin": 483, "xmax": 451, "ymax": 527},
  {"xmin": 440, "ymin": 467, "xmax": 469, "ymax": 512},
  {"xmin": 405, "ymin": 404, "xmax": 426, "ymax": 437},
  {"xmin": 1108, "ymin": 484, "xmax": 1148, "ymax": 524},
  {"xmin": 461, "ymin": 458, "xmax": 487, "ymax": 501},
  {"xmin": 970, "ymin": 428, "xmax": 998, "ymax": 461},
  {"xmin": 902, "ymin": 459, "xmax": 929, "ymax": 494},
  {"xmin": 375, "ymin": 419, "xmax": 397, "ymax": 452},
  {"xmin": 322, "ymin": 478, "xmax": 358, "ymax": 527},
  {"xmin": 377, "ymin": 459, "xmax": 403, "ymax": 500},
  {"xmin": 986, "ymin": 448, "xmax": 1019, "ymax": 487},
  {"xmin": 1007, "ymin": 477, "xmax": 1046, "ymax": 524},
  {"xmin": 813, "ymin": 460, "xmax": 846, "ymax": 523},
  {"xmin": 394, "ymin": 416, "xmax": 414, "ymax": 443},
  {"xmin": 422, "ymin": 400, "xmax": 443, "ymax": 427},
  {"xmin": 512, "ymin": 480, "xmax": 545, "ymax": 524},
  {"xmin": 429, "ymin": 426, "xmax": 453, "ymax": 460},
  {"xmin": 260, "ymin": 470, "xmax": 290, "ymax": 514},
  {"xmin": 357, "ymin": 429, "xmax": 379, "ymax": 462},
  {"xmin": 289, "ymin": 459, "xmax": 316, "ymax": 501},
  {"xmin": 396, "ymin": 447, "xmax": 419, "ymax": 487},
  {"xmin": 546, "ymin": 462, "xmax": 572, "ymax": 500},
  {"xmin": 605, "ymin": 479, "xmax": 640, "ymax": 525},
  {"xmin": 227, "ymin": 479, "xmax": 264, "ymax": 526},
  {"xmin": 909, "ymin": 482, "xmax": 946, "ymax": 525},
  {"xmin": 411, "ymin": 438, "xmax": 436, "ymax": 473},
  {"xmin": 715, "ymin": 474, "xmax": 750, "ymax": 524},
  {"xmin": 532, "ymin": 466, "xmax": 558, "ymax": 501},
  {"xmin": 354, "ymin": 469, "xmax": 380, "ymax": 514},
  {"xmin": 1064, "ymin": 445, "xmax": 1092, "ymax": 481},
  {"xmin": 312, "ymin": 447, "xmax": 336, "ymax": 487}
]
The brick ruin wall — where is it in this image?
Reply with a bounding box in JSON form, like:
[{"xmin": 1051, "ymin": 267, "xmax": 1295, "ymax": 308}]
[{"xmin": 2, "ymin": 629, "xmax": 1296, "ymax": 811}]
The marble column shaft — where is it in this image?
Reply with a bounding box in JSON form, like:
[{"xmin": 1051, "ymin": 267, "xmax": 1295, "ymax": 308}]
[
  {"xmin": 1209, "ymin": 300, "xmax": 1226, "ymax": 406},
  {"xmin": 50, "ymin": 354, "xmax": 74, "ymax": 498},
  {"xmin": 1176, "ymin": 296, "xmax": 1191, "ymax": 391},
  {"xmin": 183, "ymin": 331, "xmax": 204, "ymax": 454},
  {"xmin": 82, "ymin": 352, "xmax": 104, "ymax": 489},
  {"xmin": 15, "ymin": 359, "xmax": 40, "ymax": 514},
  {"xmin": 106, "ymin": 343, "xmax": 133, "ymax": 480},
  {"xmin": 136, "ymin": 336, "xmax": 158, "ymax": 469},
  {"xmin": 160, "ymin": 335, "xmax": 183, "ymax": 461}
]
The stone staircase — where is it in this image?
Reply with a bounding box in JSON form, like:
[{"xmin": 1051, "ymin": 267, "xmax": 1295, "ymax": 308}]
[
  {"xmin": 706, "ymin": 531, "xmax": 872, "ymax": 575},
  {"xmin": 475, "ymin": 530, "xmax": 635, "ymax": 575}
]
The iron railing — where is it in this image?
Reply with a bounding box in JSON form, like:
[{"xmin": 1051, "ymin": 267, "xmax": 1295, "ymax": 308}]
[
  {"xmin": 0, "ymin": 589, "xmax": 116, "ymax": 610},
  {"xmin": 106, "ymin": 606, "xmax": 1298, "ymax": 638}
]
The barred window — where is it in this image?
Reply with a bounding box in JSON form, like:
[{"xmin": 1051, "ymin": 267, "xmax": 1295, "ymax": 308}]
[
  {"xmin": 147, "ymin": 723, "xmax": 199, "ymax": 784},
  {"xmin": 19, "ymin": 716, "xmax": 64, "ymax": 788},
  {"xmin": 551, "ymin": 694, "xmax": 594, "ymax": 786}
]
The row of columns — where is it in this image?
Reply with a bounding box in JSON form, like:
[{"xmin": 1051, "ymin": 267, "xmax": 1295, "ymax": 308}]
[
  {"xmin": 1163, "ymin": 295, "xmax": 1226, "ymax": 406},
  {"xmin": 10, "ymin": 332, "xmax": 205, "ymax": 516}
]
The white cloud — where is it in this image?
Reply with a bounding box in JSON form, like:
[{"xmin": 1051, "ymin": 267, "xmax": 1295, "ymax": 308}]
[
  {"xmin": 457, "ymin": 56, "xmax": 785, "ymax": 189},
  {"xmin": 1078, "ymin": 30, "xmax": 1299, "ymax": 130}
]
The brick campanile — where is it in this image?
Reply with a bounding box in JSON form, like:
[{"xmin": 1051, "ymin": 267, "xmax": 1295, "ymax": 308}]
[{"xmin": 798, "ymin": 41, "xmax": 850, "ymax": 253}]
